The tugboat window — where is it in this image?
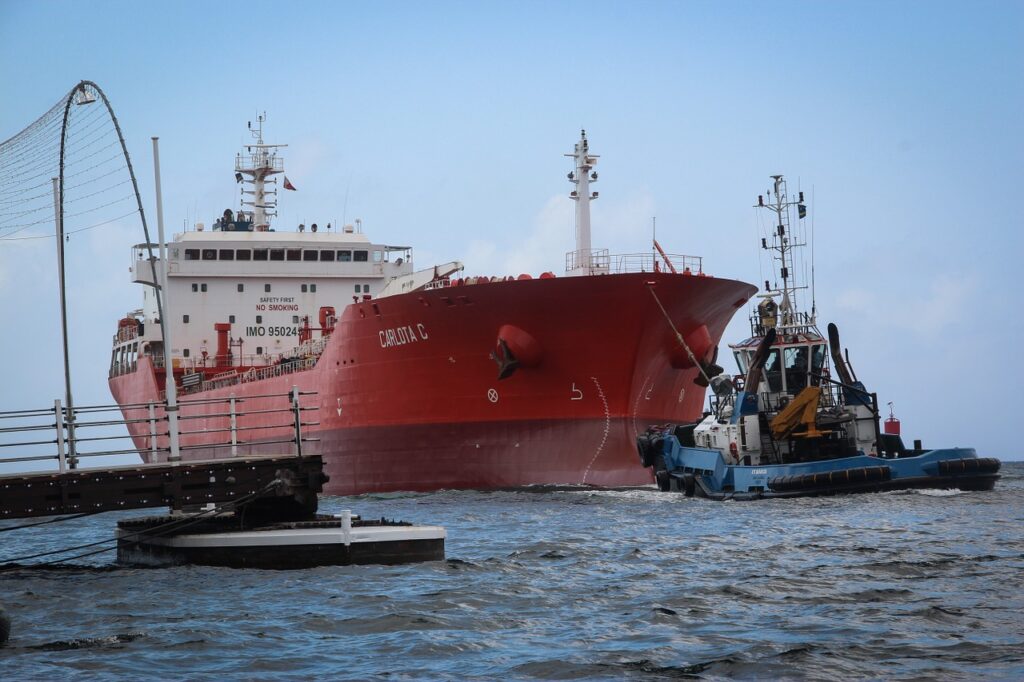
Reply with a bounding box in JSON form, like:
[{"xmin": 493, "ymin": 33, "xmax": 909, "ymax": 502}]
[
  {"xmin": 811, "ymin": 344, "xmax": 827, "ymax": 377},
  {"xmin": 265, "ymin": 284, "xmax": 271, "ymax": 292},
  {"xmin": 183, "ymin": 348, "xmax": 190, "ymax": 357},
  {"xmin": 202, "ymin": 249, "xmax": 217, "ymax": 260},
  {"xmin": 253, "ymin": 249, "xmax": 269, "ymax": 261},
  {"xmin": 184, "ymin": 249, "xmax": 200, "ymax": 260},
  {"xmin": 301, "ymin": 284, "xmax": 308, "ymax": 293},
  {"xmin": 320, "ymin": 250, "xmax": 335, "ymax": 261},
  {"xmin": 191, "ymin": 283, "xmax": 198, "ymax": 292},
  {"xmin": 311, "ymin": 284, "xmax": 317, "ymax": 293},
  {"xmin": 763, "ymin": 349, "xmax": 783, "ymax": 393},
  {"xmin": 354, "ymin": 250, "xmax": 368, "ymax": 262},
  {"xmin": 338, "ymin": 250, "xmax": 352, "ymax": 262},
  {"xmin": 733, "ymin": 351, "xmax": 749, "ymax": 375},
  {"xmin": 286, "ymin": 249, "xmax": 301, "ymax": 261},
  {"xmin": 256, "ymin": 315, "xmax": 262, "ymax": 324},
  {"xmin": 303, "ymin": 250, "xmax": 318, "ymax": 262},
  {"xmin": 236, "ymin": 249, "xmax": 252, "ymax": 261},
  {"xmin": 237, "ymin": 283, "xmax": 244, "ymax": 292},
  {"xmin": 183, "ymin": 315, "xmax": 190, "ymax": 323},
  {"xmin": 200, "ymin": 283, "xmax": 207, "ymax": 292},
  {"xmin": 784, "ymin": 346, "xmax": 810, "ymax": 394},
  {"xmin": 229, "ymin": 315, "xmax": 235, "ymax": 323},
  {"xmin": 270, "ymin": 249, "xmax": 285, "ymax": 261},
  {"xmin": 219, "ymin": 249, "xmax": 234, "ymax": 261}
]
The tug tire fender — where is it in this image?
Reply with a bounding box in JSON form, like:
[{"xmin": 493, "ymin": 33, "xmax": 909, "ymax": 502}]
[
  {"xmin": 768, "ymin": 466, "xmax": 891, "ymax": 492},
  {"xmin": 938, "ymin": 457, "xmax": 1001, "ymax": 476}
]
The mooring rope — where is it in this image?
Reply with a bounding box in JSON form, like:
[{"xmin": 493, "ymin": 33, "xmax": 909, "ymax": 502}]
[{"xmin": 646, "ymin": 284, "xmax": 713, "ymax": 387}]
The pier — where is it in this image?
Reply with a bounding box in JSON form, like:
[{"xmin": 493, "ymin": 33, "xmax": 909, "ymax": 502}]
[{"xmin": 0, "ymin": 389, "xmax": 444, "ymax": 570}]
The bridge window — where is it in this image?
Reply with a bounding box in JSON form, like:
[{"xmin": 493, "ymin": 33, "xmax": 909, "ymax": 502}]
[
  {"xmin": 812, "ymin": 344, "xmax": 826, "ymax": 376},
  {"xmin": 763, "ymin": 348, "xmax": 782, "ymax": 393},
  {"xmin": 254, "ymin": 249, "xmax": 268, "ymax": 261},
  {"xmin": 219, "ymin": 249, "xmax": 234, "ymax": 260},
  {"xmin": 202, "ymin": 249, "xmax": 217, "ymax": 260},
  {"xmin": 354, "ymin": 250, "xmax": 368, "ymax": 262},
  {"xmin": 303, "ymin": 250, "xmax": 318, "ymax": 262},
  {"xmin": 784, "ymin": 346, "xmax": 810, "ymax": 394},
  {"xmin": 338, "ymin": 250, "xmax": 352, "ymax": 262},
  {"xmin": 184, "ymin": 249, "xmax": 200, "ymax": 260},
  {"xmin": 270, "ymin": 249, "xmax": 284, "ymax": 261},
  {"xmin": 320, "ymin": 250, "xmax": 335, "ymax": 261},
  {"xmin": 286, "ymin": 249, "xmax": 301, "ymax": 261},
  {"xmin": 733, "ymin": 351, "xmax": 748, "ymax": 375},
  {"xmin": 237, "ymin": 249, "xmax": 251, "ymax": 261}
]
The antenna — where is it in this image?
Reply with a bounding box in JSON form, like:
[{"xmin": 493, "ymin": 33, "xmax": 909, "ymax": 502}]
[{"xmin": 810, "ymin": 185, "xmax": 816, "ymax": 319}]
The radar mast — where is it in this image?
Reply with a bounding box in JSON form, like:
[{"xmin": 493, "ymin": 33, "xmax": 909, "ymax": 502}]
[
  {"xmin": 565, "ymin": 130, "xmax": 600, "ymax": 275},
  {"xmin": 236, "ymin": 114, "xmax": 287, "ymax": 231},
  {"xmin": 755, "ymin": 175, "xmax": 813, "ymax": 334}
]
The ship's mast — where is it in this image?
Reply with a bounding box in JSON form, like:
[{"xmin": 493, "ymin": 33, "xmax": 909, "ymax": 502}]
[
  {"xmin": 565, "ymin": 129, "xmax": 599, "ymax": 275},
  {"xmin": 236, "ymin": 114, "xmax": 286, "ymax": 231},
  {"xmin": 755, "ymin": 174, "xmax": 812, "ymax": 331}
]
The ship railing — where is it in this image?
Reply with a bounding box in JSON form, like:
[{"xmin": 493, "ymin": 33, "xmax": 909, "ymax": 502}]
[
  {"xmin": 565, "ymin": 248, "xmax": 611, "ymax": 273},
  {"xmin": 608, "ymin": 252, "xmax": 703, "ymax": 275},
  {"xmin": 0, "ymin": 389, "xmax": 320, "ymax": 475},
  {"xmin": 564, "ymin": 249, "xmax": 702, "ymax": 275},
  {"xmin": 235, "ymin": 155, "xmax": 284, "ymax": 173}
]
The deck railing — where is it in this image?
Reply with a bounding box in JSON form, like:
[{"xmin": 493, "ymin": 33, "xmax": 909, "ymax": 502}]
[{"xmin": 0, "ymin": 389, "xmax": 319, "ymax": 475}]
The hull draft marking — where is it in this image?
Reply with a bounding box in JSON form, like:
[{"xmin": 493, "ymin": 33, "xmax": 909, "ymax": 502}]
[
  {"xmin": 581, "ymin": 376, "xmax": 611, "ymax": 484},
  {"xmin": 632, "ymin": 375, "xmax": 653, "ymax": 441}
]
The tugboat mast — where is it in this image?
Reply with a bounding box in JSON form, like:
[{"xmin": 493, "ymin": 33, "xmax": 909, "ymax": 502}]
[
  {"xmin": 236, "ymin": 114, "xmax": 286, "ymax": 231},
  {"xmin": 756, "ymin": 175, "xmax": 811, "ymax": 332},
  {"xmin": 565, "ymin": 129, "xmax": 599, "ymax": 275}
]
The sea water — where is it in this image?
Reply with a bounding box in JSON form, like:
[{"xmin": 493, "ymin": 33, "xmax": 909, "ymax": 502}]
[{"xmin": 1, "ymin": 463, "xmax": 1022, "ymax": 680}]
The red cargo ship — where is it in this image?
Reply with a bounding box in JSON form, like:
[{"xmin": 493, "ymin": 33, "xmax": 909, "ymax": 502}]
[{"xmin": 109, "ymin": 121, "xmax": 756, "ymax": 494}]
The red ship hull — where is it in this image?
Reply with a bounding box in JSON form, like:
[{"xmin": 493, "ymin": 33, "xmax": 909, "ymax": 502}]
[{"xmin": 110, "ymin": 272, "xmax": 755, "ymax": 494}]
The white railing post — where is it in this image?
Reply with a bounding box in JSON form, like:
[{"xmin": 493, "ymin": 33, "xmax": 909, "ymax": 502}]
[
  {"xmin": 54, "ymin": 399, "xmax": 67, "ymax": 474},
  {"xmin": 148, "ymin": 401, "xmax": 158, "ymax": 463},
  {"xmin": 229, "ymin": 393, "xmax": 238, "ymax": 457}
]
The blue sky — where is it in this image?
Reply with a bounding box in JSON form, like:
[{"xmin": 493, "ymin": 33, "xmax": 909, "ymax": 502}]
[{"xmin": 1, "ymin": 1, "xmax": 1021, "ymax": 460}]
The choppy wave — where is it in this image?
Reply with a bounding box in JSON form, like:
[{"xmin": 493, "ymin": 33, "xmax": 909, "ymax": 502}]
[{"xmin": 0, "ymin": 463, "xmax": 1021, "ymax": 679}]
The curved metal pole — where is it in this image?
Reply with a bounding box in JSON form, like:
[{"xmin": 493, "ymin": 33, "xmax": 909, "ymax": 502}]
[{"xmin": 57, "ymin": 80, "xmax": 170, "ymax": 464}]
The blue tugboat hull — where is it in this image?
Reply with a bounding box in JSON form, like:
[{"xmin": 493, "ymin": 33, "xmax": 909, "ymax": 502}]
[{"xmin": 657, "ymin": 443, "xmax": 1001, "ymax": 501}]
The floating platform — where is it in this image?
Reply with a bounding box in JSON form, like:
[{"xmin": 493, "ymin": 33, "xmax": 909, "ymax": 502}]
[{"xmin": 116, "ymin": 511, "xmax": 445, "ymax": 569}]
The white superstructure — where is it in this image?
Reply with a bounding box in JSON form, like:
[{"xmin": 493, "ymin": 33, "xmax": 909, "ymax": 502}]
[{"xmin": 112, "ymin": 118, "xmax": 461, "ymax": 374}]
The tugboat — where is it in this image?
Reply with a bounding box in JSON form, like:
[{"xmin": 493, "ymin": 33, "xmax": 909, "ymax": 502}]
[{"xmin": 637, "ymin": 175, "xmax": 1001, "ymax": 500}]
